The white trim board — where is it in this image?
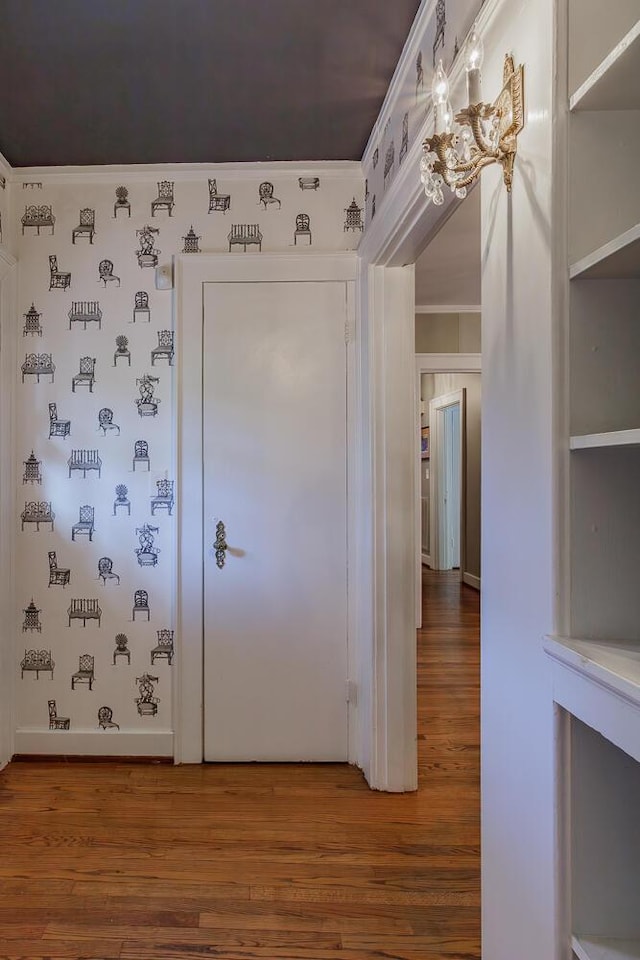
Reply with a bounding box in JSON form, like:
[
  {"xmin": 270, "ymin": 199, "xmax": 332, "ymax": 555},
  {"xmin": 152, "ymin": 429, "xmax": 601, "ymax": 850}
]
[
  {"xmin": 463, "ymin": 572, "xmax": 481, "ymax": 591},
  {"xmin": 11, "ymin": 160, "xmax": 362, "ymax": 186},
  {"xmin": 0, "ymin": 255, "xmax": 17, "ymax": 770},
  {"xmin": 416, "ymin": 353, "xmax": 482, "ymax": 373},
  {"xmin": 362, "ymin": 0, "xmax": 437, "ymax": 165},
  {"xmin": 416, "ymin": 305, "xmax": 481, "ymax": 314},
  {"xmin": 13, "ymin": 730, "xmax": 173, "ymax": 758},
  {"xmin": 175, "ymin": 253, "xmax": 359, "ymax": 765}
]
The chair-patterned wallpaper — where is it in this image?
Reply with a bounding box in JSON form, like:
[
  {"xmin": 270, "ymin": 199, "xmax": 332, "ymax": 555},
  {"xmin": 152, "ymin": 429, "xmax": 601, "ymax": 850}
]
[
  {"xmin": 362, "ymin": 0, "xmax": 483, "ymax": 226},
  {"xmin": 13, "ymin": 169, "xmax": 363, "ymax": 744}
]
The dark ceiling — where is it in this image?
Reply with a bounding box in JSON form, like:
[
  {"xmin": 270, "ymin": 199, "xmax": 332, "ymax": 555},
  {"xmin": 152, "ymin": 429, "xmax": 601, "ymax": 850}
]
[{"xmin": 0, "ymin": 0, "xmax": 422, "ymax": 167}]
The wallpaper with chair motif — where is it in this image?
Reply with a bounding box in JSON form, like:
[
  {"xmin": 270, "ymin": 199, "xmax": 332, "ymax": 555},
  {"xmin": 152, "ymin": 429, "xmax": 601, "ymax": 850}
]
[
  {"xmin": 361, "ymin": 0, "xmax": 482, "ymax": 227},
  {"xmin": 13, "ymin": 169, "xmax": 363, "ymax": 744}
]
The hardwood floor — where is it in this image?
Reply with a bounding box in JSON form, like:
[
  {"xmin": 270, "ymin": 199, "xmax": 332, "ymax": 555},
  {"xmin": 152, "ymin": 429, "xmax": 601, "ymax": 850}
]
[{"xmin": 0, "ymin": 568, "xmax": 480, "ymax": 959}]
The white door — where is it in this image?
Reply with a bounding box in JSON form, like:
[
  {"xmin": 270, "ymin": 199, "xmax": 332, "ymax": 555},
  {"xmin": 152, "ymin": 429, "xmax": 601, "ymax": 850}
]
[
  {"xmin": 202, "ymin": 280, "xmax": 349, "ymax": 761},
  {"xmin": 441, "ymin": 403, "xmax": 461, "ymax": 569}
]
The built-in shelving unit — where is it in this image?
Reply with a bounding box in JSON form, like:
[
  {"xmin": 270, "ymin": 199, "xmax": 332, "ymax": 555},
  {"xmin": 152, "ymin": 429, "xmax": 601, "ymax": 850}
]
[
  {"xmin": 569, "ymin": 224, "xmax": 640, "ymax": 280},
  {"xmin": 572, "ymin": 935, "xmax": 640, "ymax": 960},
  {"xmin": 553, "ymin": 3, "xmax": 640, "ymax": 956},
  {"xmin": 569, "ymin": 429, "xmax": 640, "ymax": 450},
  {"xmin": 570, "ymin": 20, "xmax": 640, "ymax": 111}
]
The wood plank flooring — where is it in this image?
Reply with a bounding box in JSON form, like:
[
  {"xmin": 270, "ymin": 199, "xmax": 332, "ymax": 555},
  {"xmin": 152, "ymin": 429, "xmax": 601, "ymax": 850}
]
[{"xmin": 0, "ymin": 568, "xmax": 480, "ymax": 959}]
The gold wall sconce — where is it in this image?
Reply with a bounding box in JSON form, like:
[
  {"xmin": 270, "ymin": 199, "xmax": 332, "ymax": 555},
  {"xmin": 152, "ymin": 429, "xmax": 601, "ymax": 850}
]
[{"xmin": 420, "ymin": 28, "xmax": 525, "ymax": 204}]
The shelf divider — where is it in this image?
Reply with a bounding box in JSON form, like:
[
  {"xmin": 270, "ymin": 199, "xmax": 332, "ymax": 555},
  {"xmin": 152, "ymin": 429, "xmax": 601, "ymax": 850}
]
[
  {"xmin": 570, "ymin": 224, "xmax": 640, "ymax": 280},
  {"xmin": 572, "ymin": 935, "xmax": 640, "ymax": 960},
  {"xmin": 570, "ymin": 20, "xmax": 640, "ymax": 111},
  {"xmin": 570, "ymin": 429, "xmax": 640, "ymax": 450}
]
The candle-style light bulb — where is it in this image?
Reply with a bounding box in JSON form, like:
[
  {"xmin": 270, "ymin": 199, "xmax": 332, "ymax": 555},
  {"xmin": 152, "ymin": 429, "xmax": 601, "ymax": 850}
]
[
  {"xmin": 432, "ymin": 59, "xmax": 450, "ymax": 105},
  {"xmin": 443, "ymin": 100, "xmax": 454, "ymax": 134},
  {"xmin": 465, "ymin": 27, "xmax": 484, "ymax": 103},
  {"xmin": 432, "ymin": 60, "xmax": 450, "ymax": 134}
]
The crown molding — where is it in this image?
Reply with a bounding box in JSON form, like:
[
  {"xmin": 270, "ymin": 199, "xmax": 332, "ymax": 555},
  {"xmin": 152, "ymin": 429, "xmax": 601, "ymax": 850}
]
[
  {"xmin": 10, "ymin": 159, "xmax": 363, "ymax": 186},
  {"xmin": 415, "ymin": 304, "xmax": 481, "ymax": 314},
  {"xmin": 362, "ymin": 0, "xmax": 437, "ymax": 165},
  {"xmin": 361, "ymin": 0, "xmax": 505, "ymax": 168}
]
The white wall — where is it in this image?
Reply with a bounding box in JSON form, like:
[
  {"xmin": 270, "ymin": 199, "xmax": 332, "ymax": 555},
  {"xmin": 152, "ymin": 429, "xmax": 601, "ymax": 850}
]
[
  {"xmin": 480, "ymin": 0, "xmax": 559, "ymax": 957},
  {"xmin": 10, "ymin": 163, "xmax": 362, "ymax": 756},
  {"xmin": 415, "ymin": 311, "xmax": 481, "ymax": 353}
]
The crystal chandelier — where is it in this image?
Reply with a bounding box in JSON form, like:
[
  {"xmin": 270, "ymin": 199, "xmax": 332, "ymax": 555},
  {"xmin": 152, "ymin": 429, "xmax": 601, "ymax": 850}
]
[{"xmin": 419, "ymin": 28, "xmax": 525, "ymax": 205}]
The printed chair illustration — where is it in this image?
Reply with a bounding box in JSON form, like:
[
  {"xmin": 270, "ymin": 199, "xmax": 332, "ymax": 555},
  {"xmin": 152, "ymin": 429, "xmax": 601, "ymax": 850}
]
[
  {"xmin": 98, "ymin": 407, "xmax": 120, "ymax": 435},
  {"xmin": 21, "ymin": 648, "xmax": 54, "ymax": 679},
  {"xmin": 98, "ymin": 707, "xmax": 120, "ymax": 730},
  {"xmin": 136, "ymin": 673, "xmax": 160, "ymax": 717},
  {"xmin": 23, "ymin": 304, "xmax": 43, "ymax": 337},
  {"xmin": 151, "ymin": 330, "xmax": 174, "ymax": 366},
  {"xmin": 151, "ymin": 479, "xmax": 174, "ymax": 516},
  {"xmin": 258, "ymin": 181, "xmax": 281, "ymax": 209},
  {"xmin": 98, "ymin": 706, "xmax": 120, "ymax": 730},
  {"xmin": 133, "ymin": 291, "xmax": 150, "ymax": 322},
  {"xmin": 71, "ymin": 505, "xmax": 94, "ymax": 542},
  {"xmin": 151, "ymin": 180, "xmax": 175, "ymax": 216},
  {"xmin": 136, "ymin": 373, "xmax": 160, "ymax": 417},
  {"xmin": 132, "ymin": 589, "xmax": 150, "ymax": 621},
  {"xmin": 151, "ymin": 629, "xmax": 174, "ymax": 666},
  {"xmin": 294, "ymin": 214, "xmax": 312, "ymax": 245},
  {"xmin": 113, "ymin": 484, "xmax": 131, "ymax": 516},
  {"xmin": 72, "ymin": 208, "xmax": 96, "ymax": 244},
  {"xmin": 49, "ymin": 255, "xmax": 71, "ymax": 291},
  {"xmin": 71, "ymin": 654, "xmax": 95, "ymax": 690},
  {"xmin": 48, "ymin": 551, "xmax": 71, "ymax": 588},
  {"xmin": 135, "ymin": 523, "xmax": 160, "ymax": 567},
  {"xmin": 98, "ymin": 259, "xmax": 120, "ymax": 287},
  {"xmin": 48, "ymin": 699, "xmax": 70, "ymax": 730},
  {"xmin": 114, "ymin": 336, "xmax": 131, "ymax": 366},
  {"xmin": 113, "ymin": 633, "xmax": 131, "ymax": 664},
  {"xmin": 49, "ymin": 403, "xmax": 71, "ymax": 438},
  {"xmin": 133, "ymin": 440, "xmax": 150, "ymax": 472},
  {"xmin": 72, "ymin": 356, "xmax": 96, "ymax": 392},
  {"xmin": 208, "ymin": 178, "xmax": 231, "ymax": 213},
  {"xmin": 98, "ymin": 557, "xmax": 120, "ymax": 586},
  {"xmin": 114, "ymin": 186, "xmax": 131, "ymax": 218},
  {"xmin": 21, "ymin": 500, "xmax": 54, "ymax": 532}
]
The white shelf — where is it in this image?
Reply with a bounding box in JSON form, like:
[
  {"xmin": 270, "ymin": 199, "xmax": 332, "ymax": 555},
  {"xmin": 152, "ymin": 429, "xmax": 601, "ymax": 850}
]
[
  {"xmin": 570, "ymin": 429, "xmax": 640, "ymax": 450},
  {"xmin": 570, "ymin": 20, "xmax": 640, "ymax": 111},
  {"xmin": 570, "ymin": 224, "xmax": 640, "ymax": 280},
  {"xmin": 544, "ymin": 637, "xmax": 640, "ymax": 763},
  {"xmin": 573, "ymin": 936, "xmax": 640, "ymax": 960}
]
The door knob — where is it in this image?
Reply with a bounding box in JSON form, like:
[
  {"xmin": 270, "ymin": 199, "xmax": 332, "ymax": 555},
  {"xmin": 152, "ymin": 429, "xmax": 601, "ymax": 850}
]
[{"xmin": 214, "ymin": 520, "xmax": 227, "ymax": 569}]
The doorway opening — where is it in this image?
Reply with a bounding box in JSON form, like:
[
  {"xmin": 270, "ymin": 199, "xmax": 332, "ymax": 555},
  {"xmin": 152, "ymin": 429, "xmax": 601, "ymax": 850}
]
[{"xmin": 413, "ymin": 188, "xmax": 482, "ymax": 630}]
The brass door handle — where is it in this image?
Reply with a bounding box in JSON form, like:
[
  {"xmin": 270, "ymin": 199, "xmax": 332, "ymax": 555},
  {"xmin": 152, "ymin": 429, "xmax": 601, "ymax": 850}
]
[{"xmin": 214, "ymin": 520, "xmax": 227, "ymax": 569}]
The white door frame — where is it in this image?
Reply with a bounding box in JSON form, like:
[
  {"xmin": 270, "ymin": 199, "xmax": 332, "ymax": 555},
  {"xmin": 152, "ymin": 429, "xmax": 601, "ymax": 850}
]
[
  {"xmin": 415, "ymin": 355, "xmax": 481, "ymax": 629},
  {"xmin": 174, "ymin": 253, "xmax": 358, "ymax": 765},
  {"xmin": 430, "ymin": 388, "xmax": 465, "ymax": 575},
  {"xmin": 0, "ymin": 249, "xmax": 17, "ymax": 769}
]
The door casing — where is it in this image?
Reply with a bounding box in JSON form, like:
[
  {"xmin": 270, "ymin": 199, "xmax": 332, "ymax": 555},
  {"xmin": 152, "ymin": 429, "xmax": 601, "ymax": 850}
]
[{"xmin": 175, "ymin": 253, "xmax": 359, "ymax": 765}]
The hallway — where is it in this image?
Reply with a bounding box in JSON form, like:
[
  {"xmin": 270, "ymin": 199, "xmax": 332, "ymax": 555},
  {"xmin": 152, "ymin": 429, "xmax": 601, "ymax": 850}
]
[{"xmin": 0, "ymin": 568, "xmax": 480, "ymax": 959}]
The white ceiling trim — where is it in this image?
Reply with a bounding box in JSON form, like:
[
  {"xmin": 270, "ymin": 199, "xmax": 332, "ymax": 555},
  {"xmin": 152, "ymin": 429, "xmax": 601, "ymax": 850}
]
[
  {"xmin": 415, "ymin": 304, "xmax": 481, "ymax": 313},
  {"xmin": 10, "ymin": 159, "xmax": 363, "ymax": 186},
  {"xmin": 361, "ymin": 0, "xmax": 436, "ymax": 165}
]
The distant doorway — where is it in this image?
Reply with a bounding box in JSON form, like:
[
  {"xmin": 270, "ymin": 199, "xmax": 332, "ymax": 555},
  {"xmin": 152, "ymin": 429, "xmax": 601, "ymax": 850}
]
[{"xmin": 430, "ymin": 389, "xmax": 464, "ymax": 575}]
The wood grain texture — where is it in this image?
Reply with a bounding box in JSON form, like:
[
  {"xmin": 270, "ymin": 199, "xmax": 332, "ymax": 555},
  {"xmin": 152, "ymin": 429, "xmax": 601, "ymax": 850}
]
[{"xmin": 0, "ymin": 568, "xmax": 480, "ymax": 959}]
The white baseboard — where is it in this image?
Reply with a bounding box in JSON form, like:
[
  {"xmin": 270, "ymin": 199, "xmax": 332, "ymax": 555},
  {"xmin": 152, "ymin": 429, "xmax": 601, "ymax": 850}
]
[
  {"xmin": 463, "ymin": 572, "xmax": 481, "ymax": 591},
  {"xmin": 422, "ymin": 552, "xmax": 431, "ymax": 566},
  {"xmin": 13, "ymin": 729, "xmax": 174, "ymax": 758}
]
